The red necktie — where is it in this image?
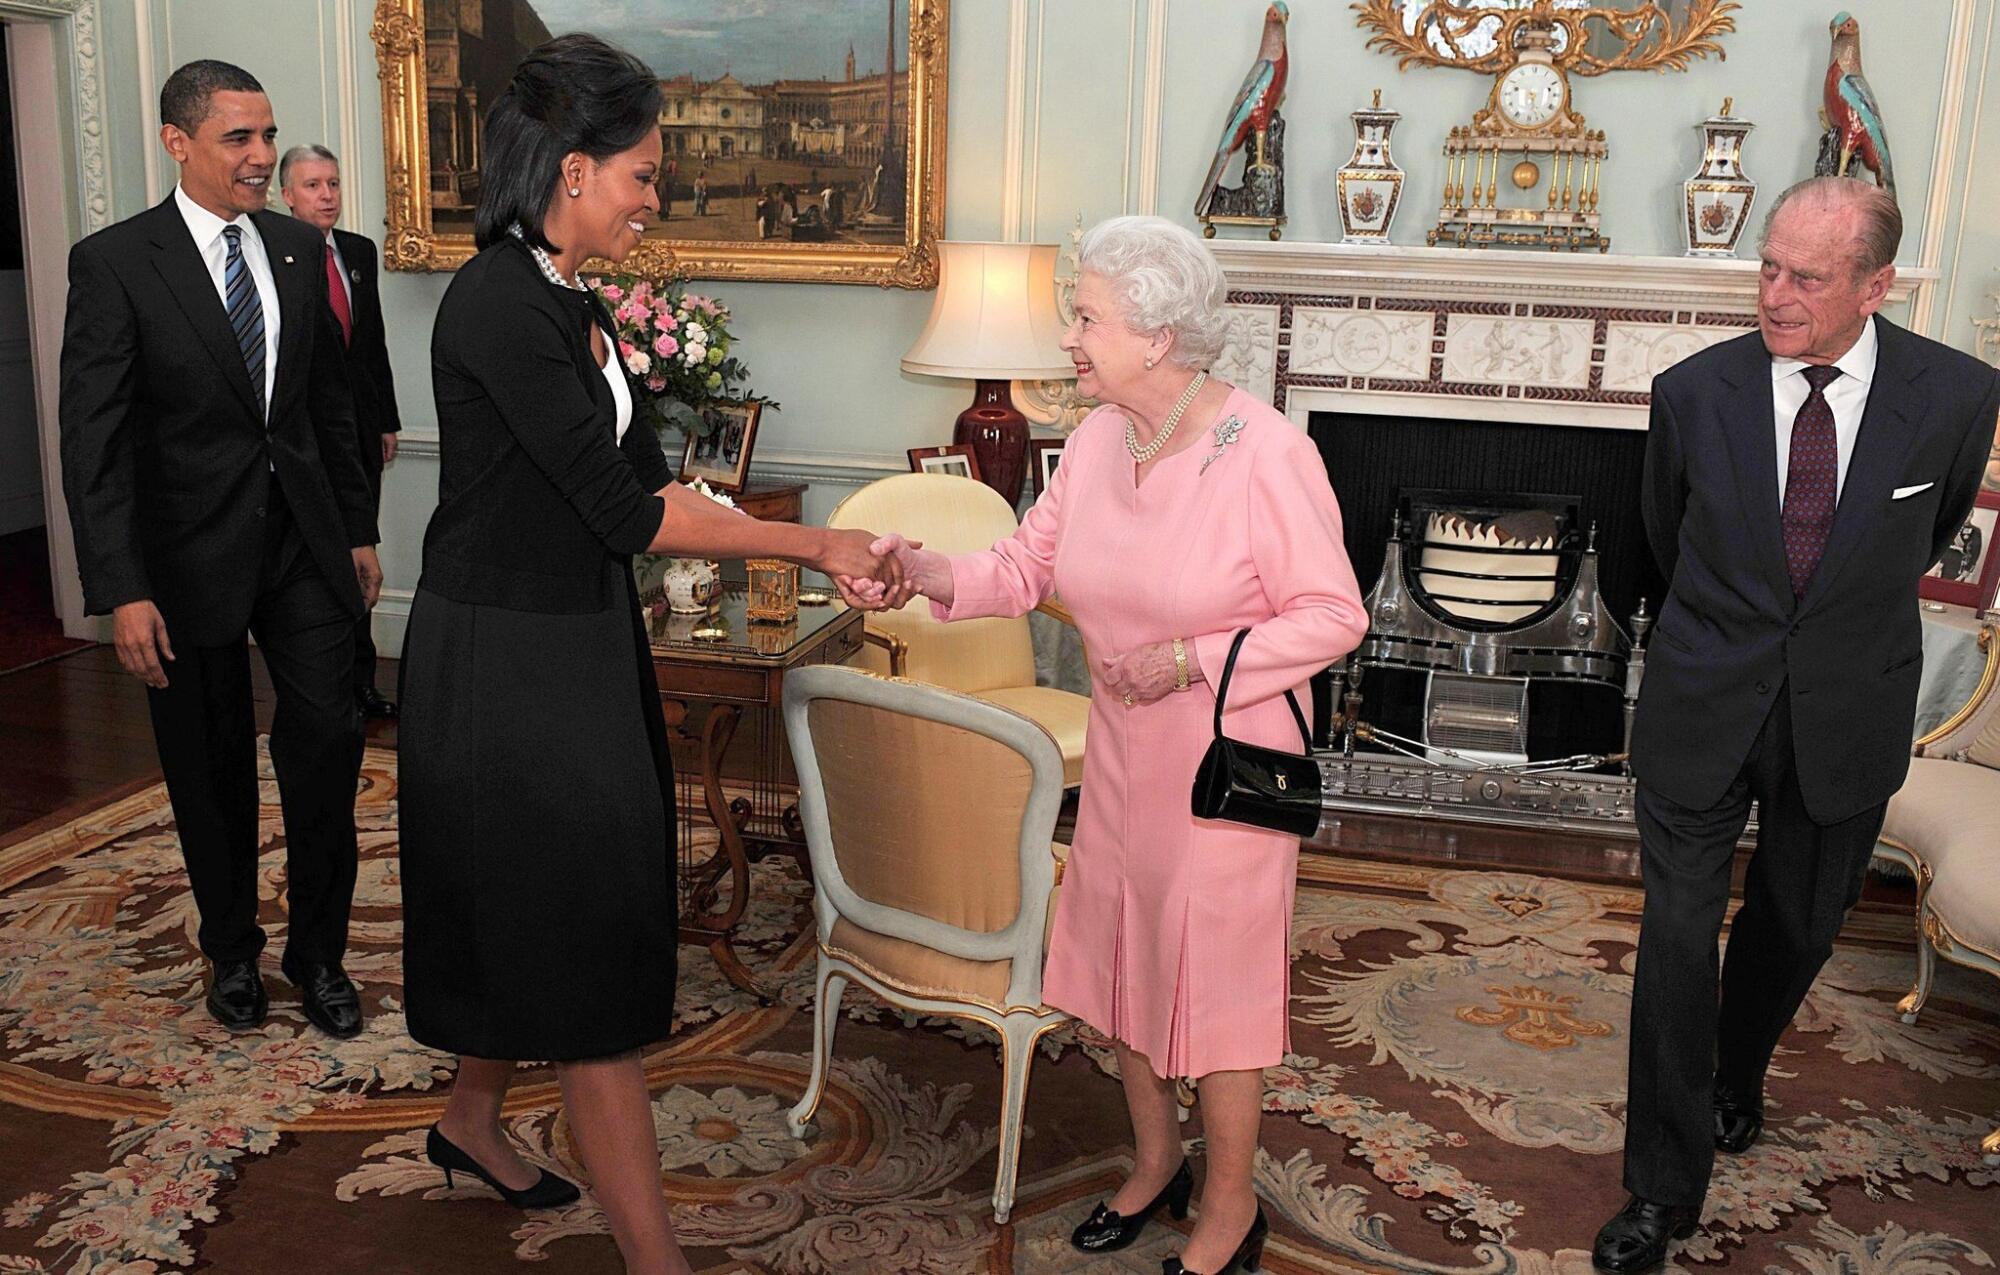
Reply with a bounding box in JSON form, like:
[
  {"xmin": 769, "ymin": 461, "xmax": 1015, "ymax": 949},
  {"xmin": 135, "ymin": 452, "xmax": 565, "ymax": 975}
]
[
  {"xmin": 324, "ymin": 243, "xmax": 352, "ymax": 346},
  {"xmin": 1780, "ymin": 364, "xmax": 1843, "ymax": 598}
]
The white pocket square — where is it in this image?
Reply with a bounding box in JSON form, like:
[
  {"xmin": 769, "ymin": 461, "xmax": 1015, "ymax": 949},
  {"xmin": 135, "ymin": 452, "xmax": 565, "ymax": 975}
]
[{"xmin": 1892, "ymin": 482, "xmax": 1935, "ymax": 500}]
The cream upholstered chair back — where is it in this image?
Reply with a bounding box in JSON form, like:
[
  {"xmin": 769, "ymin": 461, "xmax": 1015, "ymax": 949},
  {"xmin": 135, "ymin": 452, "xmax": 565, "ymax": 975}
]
[
  {"xmin": 1875, "ymin": 624, "xmax": 2000, "ymax": 1163},
  {"xmin": 782, "ymin": 663, "xmax": 1070, "ymax": 1223},
  {"xmin": 826, "ymin": 473, "xmax": 1037, "ymax": 695},
  {"xmin": 785, "ymin": 663, "xmax": 1063, "ymax": 1008}
]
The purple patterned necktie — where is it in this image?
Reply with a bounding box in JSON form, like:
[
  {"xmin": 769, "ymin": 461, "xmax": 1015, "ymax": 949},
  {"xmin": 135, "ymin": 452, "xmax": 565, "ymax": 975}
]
[{"xmin": 1780, "ymin": 364, "xmax": 1843, "ymax": 598}]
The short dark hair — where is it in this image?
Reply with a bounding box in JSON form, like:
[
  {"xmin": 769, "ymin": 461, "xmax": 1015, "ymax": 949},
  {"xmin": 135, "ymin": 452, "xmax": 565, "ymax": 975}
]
[
  {"xmin": 279, "ymin": 144, "xmax": 338, "ymax": 187},
  {"xmin": 474, "ymin": 34, "xmax": 663, "ymax": 253},
  {"xmin": 160, "ymin": 59, "xmax": 264, "ymax": 134}
]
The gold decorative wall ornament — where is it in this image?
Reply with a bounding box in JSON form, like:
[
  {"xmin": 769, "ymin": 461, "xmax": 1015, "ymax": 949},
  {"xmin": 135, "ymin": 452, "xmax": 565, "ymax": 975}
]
[
  {"xmin": 369, "ymin": 0, "xmax": 949, "ymax": 287},
  {"xmin": 1353, "ymin": 0, "xmax": 1737, "ymax": 253},
  {"xmin": 1352, "ymin": 0, "xmax": 1739, "ymax": 75}
]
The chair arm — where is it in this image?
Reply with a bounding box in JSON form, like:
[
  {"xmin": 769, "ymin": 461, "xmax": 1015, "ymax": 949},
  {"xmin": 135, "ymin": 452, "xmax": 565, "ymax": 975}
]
[
  {"xmin": 1034, "ymin": 598, "xmax": 1077, "ymax": 628},
  {"xmin": 859, "ymin": 623, "xmax": 909, "ymax": 678},
  {"xmin": 1917, "ymin": 624, "xmax": 1999, "ymax": 758}
]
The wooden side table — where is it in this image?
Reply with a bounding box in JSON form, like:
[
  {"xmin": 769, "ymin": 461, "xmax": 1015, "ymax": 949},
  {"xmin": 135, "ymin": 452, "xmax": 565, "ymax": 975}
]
[
  {"xmin": 726, "ymin": 480, "xmax": 805, "ymax": 523},
  {"xmin": 648, "ymin": 583, "xmax": 863, "ymax": 1000}
]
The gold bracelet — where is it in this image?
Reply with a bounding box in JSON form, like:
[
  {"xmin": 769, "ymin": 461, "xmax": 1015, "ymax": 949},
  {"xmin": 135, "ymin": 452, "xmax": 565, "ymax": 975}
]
[{"xmin": 1172, "ymin": 637, "xmax": 1190, "ymax": 691}]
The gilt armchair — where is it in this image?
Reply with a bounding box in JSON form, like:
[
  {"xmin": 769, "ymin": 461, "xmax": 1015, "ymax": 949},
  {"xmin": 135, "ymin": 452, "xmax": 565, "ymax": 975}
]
[
  {"xmin": 781, "ymin": 664, "xmax": 1072, "ymax": 1222},
  {"xmin": 827, "ymin": 473, "xmax": 1088, "ymax": 786},
  {"xmin": 1875, "ymin": 622, "xmax": 2000, "ymax": 1163}
]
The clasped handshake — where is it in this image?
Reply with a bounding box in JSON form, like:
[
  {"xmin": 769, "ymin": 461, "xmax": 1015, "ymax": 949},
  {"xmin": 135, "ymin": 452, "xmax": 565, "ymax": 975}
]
[{"xmin": 820, "ymin": 530, "xmax": 931, "ymax": 612}]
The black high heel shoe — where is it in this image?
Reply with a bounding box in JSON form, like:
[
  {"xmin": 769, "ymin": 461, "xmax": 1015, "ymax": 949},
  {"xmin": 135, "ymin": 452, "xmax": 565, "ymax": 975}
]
[
  {"xmin": 1070, "ymin": 1159, "xmax": 1195, "ymax": 1253},
  {"xmin": 426, "ymin": 1125, "xmax": 581, "ymax": 1209},
  {"xmin": 1163, "ymin": 1203, "xmax": 1269, "ymax": 1274}
]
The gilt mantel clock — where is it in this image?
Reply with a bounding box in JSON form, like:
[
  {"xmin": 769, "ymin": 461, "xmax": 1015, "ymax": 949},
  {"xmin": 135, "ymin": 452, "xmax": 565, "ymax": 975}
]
[{"xmin": 1352, "ymin": 0, "xmax": 1740, "ymax": 253}]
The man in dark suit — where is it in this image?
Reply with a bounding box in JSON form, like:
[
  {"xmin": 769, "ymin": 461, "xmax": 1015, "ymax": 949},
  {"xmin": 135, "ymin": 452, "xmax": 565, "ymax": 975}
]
[
  {"xmin": 279, "ymin": 143, "xmax": 402, "ymax": 719},
  {"xmin": 1594, "ymin": 177, "xmax": 2000, "ymax": 1272},
  {"xmin": 58, "ymin": 60, "xmax": 380, "ymax": 1040}
]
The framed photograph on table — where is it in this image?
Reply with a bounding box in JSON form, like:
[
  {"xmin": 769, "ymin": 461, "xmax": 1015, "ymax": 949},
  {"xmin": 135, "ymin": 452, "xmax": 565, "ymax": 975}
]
[
  {"xmin": 1920, "ymin": 491, "xmax": 2000, "ymax": 610},
  {"xmin": 680, "ymin": 400, "xmax": 762, "ymax": 493},
  {"xmin": 907, "ymin": 444, "xmax": 981, "ymax": 481},
  {"xmin": 1029, "ymin": 438, "xmax": 1066, "ymax": 499}
]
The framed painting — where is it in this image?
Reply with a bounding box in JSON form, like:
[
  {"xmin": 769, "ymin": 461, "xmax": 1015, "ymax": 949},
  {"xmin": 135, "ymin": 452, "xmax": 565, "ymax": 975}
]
[
  {"xmin": 369, "ymin": 0, "xmax": 948, "ymax": 287},
  {"xmin": 1920, "ymin": 491, "xmax": 2000, "ymax": 611},
  {"xmin": 1029, "ymin": 437, "xmax": 1065, "ymax": 499},
  {"xmin": 680, "ymin": 400, "xmax": 762, "ymax": 493},
  {"xmin": 907, "ymin": 444, "xmax": 980, "ymax": 481}
]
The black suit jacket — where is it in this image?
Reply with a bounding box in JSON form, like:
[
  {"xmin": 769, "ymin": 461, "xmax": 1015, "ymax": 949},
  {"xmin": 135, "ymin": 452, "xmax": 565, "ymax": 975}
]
[
  {"xmin": 1631, "ymin": 316, "xmax": 2000, "ymax": 823},
  {"xmin": 59, "ymin": 197, "xmax": 377, "ymax": 647},
  {"xmin": 419, "ymin": 235, "xmax": 676, "ymax": 614},
  {"xmin": 328, "ymin": 227, "xmax": 401, "ymax": 463}
]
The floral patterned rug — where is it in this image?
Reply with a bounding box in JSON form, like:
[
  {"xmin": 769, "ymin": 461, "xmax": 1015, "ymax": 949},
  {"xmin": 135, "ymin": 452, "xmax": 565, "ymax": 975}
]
[{"xmin": 2, "ymin": 745, "xmax": 1997, "ymax": 1274}]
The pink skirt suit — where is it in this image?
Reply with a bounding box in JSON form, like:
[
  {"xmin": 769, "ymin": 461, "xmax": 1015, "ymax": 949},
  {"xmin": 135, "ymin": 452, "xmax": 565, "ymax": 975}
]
[{"xmin": 934, "ymin": 388, "xmax": 1367, "ymax": 1078}]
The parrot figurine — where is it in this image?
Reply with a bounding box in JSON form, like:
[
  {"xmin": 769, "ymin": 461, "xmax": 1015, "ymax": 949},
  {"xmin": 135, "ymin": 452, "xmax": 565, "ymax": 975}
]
[
  {"xmin": 1194, "ymin": 2, "xmax": 1289, "ymax": 220},
  {"xmin": 1819, "ymin": 10, "xmax": 1895, "ymax": 198}
]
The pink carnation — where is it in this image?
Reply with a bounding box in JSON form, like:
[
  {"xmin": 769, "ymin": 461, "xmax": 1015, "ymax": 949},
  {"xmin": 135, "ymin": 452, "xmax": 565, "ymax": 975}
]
[
  {"xmin": 653, "ymin": 332, "xmax": 680, "ymax": 358},
  {"xmin": 657, "ymin": 310, "xmax": 678, "ymax": 332},
  {"xmin": 600, "ymin": 283, "xmax": 624, "ymax": 303},
  {"xmin": 618, "ymin": 339, "xmax": 637, "ymax": 361},
  {"xmin": 617, "ymin": 301, "xmax": 646, "ymax": 326},
  {"xmin": 646, "ymin": 374, "xmax": 667, "ymax": 393}
]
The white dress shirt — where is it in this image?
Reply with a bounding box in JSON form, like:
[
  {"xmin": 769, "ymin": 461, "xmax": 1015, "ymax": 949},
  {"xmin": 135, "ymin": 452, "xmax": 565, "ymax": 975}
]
[
  {"xmin": 174, "ymin": 184, "xmax": 281, "ymax": 417},
  {"xmin": 1770, "ymin": 316, "xmax": 1878, "ymax": 505},
  {"xmin": 322, "ymin": 230, "xmax": 354, "ymax": 313}
]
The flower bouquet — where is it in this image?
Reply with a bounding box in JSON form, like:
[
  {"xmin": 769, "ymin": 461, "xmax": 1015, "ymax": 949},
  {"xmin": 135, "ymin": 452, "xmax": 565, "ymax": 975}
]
[{"xmin": 588, "ymin": 274, "xmax": 775, "ymax": 441}]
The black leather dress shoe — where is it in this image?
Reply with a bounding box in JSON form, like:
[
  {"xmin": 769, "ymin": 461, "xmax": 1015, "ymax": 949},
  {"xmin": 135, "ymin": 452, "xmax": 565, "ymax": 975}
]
[
  {"xmin": 1713, "ymin": 1084, "xmax": 1764, "ymax": 1153},
  {"xmin": 1163, "ymin": 1203, "xmax": 1268, "ymax": 1274},
  {"xmin": 356, "ymin": 686, "xmax": 398, "ymax": 719},
  {"xmin": 282, "ymin": 959, "xmax": 364, "ymax": 1039},
  {"xmin": 1071, "ymin": 1159, "xmax": 1194, "ymax": 1253},
  {"xmin": 426, "ymin": 1126, "xmax": 581, "ymax": 1209},
  {"xmin": 205, "ymin": 958, "xmax": 268, "ymax": 1031},
  {"xmin": 1592, "ymin": 1195, "xmax": 1700, "ymax": 1274}
]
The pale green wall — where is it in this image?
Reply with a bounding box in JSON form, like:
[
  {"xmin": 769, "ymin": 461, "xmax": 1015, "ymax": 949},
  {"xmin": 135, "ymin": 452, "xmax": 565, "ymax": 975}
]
[{"xmin": 80, "ymin": 0, "xmax": 2000, "ymax": 651}]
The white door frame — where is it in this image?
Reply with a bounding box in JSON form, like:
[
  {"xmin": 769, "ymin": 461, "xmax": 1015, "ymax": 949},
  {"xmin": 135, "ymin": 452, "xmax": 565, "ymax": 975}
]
[{"xmin": 4, "ymin": 0, "xmax": 111, "ymax": 638}]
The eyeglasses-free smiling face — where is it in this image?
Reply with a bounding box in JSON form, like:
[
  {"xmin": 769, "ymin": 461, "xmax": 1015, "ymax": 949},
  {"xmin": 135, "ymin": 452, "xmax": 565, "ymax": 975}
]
[
  {"xmin": 1756, "ymin": 199, "xmax": 1892, "ymax": 365},
  {"xmin": 558, "ymin": 127, "xmax": 664, "ymax": 266},
  {"xmin": 163, "ymin": 89, "xmax": 278, "ymax": 220},
  {"xmin": 1060, "ymin": 270, "xmax": 1169, "ymax": 406}
]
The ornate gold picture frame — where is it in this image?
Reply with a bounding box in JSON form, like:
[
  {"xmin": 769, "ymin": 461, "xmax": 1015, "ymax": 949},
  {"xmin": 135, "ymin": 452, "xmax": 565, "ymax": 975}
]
[{"xmin": 368, "ymin": 0, "xmax": 947, "ymax": 287}]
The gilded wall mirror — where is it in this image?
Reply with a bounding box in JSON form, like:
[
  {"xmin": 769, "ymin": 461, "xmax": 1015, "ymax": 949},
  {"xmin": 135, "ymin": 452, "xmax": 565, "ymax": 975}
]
[{"xmin": 1357, "ymin": 0, "xmax": 1736, "ymax": 73}]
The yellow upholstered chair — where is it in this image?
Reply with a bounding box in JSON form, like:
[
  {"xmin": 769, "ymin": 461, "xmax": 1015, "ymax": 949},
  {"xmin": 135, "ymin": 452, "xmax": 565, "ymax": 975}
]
[
  {"xmin": 1875, "ymin": 622, "xmax": 2000, "ymax": 1163},
  {"xmin": 826, "ymin": 473, "xmax": 1088, "ymax": 787},
  {"xmin": 781, "ymin": 664, "xmax": 1071, "ymax": 1223}
]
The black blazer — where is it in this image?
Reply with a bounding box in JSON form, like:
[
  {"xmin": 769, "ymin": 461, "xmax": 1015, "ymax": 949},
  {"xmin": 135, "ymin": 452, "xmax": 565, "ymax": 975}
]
[
  {"xmin": 329, "ymin": 227, "xmax": 402, "ymax": 459},
  {"xmin": 59, "ymin": 197, "xmax": 377, "ymax": 647},
  {"xmin": 419, "ymin": 236, "xmax": 676, "ymax": 614},
  {"xmin": 1631, "ymin": 317, "xmax": 2000, "ymax": 823}
]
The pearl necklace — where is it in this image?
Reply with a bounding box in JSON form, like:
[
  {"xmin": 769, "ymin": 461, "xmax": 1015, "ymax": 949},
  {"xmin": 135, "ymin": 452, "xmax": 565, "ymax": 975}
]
[
  {"xmin": 1125, "ymin": 370, "xmax": 1207, "ymax": 463},
  {"xmin": 509, "ymin": 223, "xmax": 583, "ymax": 291}
]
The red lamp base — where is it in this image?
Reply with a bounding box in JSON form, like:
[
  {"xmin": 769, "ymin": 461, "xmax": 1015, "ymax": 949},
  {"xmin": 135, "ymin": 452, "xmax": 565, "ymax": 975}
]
[{"xmin": 951, "ymin": 379, "xmax": 1028, "ymax": 506}]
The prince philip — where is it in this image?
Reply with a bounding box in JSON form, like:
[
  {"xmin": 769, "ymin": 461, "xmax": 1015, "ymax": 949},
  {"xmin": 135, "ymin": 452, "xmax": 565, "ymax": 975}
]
[
  {"xmin": 1594, "ymin": 177, "xmax": 2000, "ymax": 1271},
  {"xmin": 58, "ymin": 60, "xmax": 380, "ymax": 1039}
]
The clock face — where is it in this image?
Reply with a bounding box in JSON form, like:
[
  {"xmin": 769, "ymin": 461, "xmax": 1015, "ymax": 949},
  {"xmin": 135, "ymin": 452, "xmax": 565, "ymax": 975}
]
[{"xmin": 1497, "ymin": 62, "xmax": 1566, "ymax": 128}]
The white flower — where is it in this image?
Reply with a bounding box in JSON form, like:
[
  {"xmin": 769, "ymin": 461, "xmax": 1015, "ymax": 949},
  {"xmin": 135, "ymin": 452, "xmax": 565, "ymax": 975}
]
[
  {"xmin": 685, "ymin": 478, "xmax": 737, "ymax": 510},
  {"xmin": 683, "ymin": 321, "xmax": 707, "ymax": 344},
  {"xmin": 685, "ymin": 344, "xmax": 707, "ymax": 366},
  {"xmin": 624, "ymin": 350, "xmax": 651, "ymax": 376}
]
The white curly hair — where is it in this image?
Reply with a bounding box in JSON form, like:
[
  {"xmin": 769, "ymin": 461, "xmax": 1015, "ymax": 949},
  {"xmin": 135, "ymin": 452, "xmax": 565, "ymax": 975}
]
[{"xmin": 1075, "ymin": 214, "xmax": 1230, "ymax": 371}]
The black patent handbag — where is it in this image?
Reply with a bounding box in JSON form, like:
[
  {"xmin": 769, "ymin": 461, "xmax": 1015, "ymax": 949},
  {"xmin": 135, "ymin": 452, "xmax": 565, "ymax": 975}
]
[{"xmin": 1189, "ymin": 629, "xmax": 1322, "ymax": 837}]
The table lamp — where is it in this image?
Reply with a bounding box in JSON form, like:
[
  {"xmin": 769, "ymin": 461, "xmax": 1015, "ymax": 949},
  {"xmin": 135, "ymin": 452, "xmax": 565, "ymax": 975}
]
[{"xmin": 901, "ymin": 241, "xmax": 1074, "ymax": 504}]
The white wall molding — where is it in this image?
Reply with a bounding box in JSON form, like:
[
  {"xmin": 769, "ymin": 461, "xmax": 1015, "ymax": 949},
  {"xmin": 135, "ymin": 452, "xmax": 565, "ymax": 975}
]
[
  {"xmin": 1909, "ymin": 0, "xmax": 1980, "ymax": 337},
  {"xmin": 135, "ymin": 0, "xmax": 162, "ymax": 204},
  {"xmin": 1136, "ymin": 0, "xmax": 1168, "ymax": 216},
  {"xmin": 1939, "ymin": 0, "xmax": 1994, "ymax": 352},
  {"xmin": 999, "ymin": 0, "xmax": 1031, "ymax": 240},
  {"xmin": 4, "ymin": 0, "xmax": 112, "ymax": 229}
]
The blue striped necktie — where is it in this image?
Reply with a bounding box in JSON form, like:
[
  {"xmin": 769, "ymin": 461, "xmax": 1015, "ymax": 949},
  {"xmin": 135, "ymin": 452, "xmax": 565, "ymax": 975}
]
[{"xmin": 222, "ymin": 224, "xmax": 266, "ymax": 418}]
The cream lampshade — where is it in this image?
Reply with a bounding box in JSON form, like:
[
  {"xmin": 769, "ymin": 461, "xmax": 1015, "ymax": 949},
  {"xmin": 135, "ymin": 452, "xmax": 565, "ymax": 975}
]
[{"xmin": 901, "ymin": 241, "xmax": 1074, "ymax": 504}]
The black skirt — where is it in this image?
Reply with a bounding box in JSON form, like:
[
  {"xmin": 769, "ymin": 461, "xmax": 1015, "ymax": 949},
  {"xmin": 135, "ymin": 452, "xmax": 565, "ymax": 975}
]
[{"xmin": 397, "ymin": 579, "xmax": 677, "ymax": 1060}]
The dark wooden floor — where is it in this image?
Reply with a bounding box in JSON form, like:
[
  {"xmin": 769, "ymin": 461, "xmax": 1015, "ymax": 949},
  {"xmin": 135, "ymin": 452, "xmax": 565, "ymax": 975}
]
[{"xmin": 0, "ymin": 645, "xmax": 397, "ymax": 841}]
